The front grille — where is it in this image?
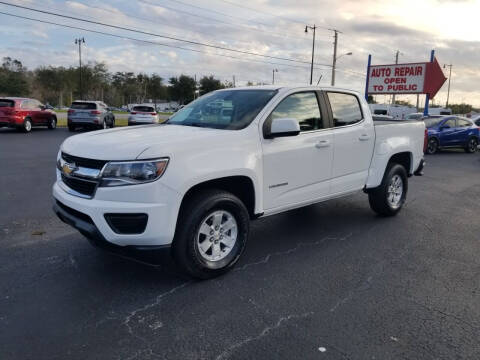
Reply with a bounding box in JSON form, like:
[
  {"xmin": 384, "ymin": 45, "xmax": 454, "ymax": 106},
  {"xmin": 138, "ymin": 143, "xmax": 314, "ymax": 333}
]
[
  {"xmin": 104, "ymin": 213, "xmax": 148, "ymax": 234},
  {"xmin": 61, "ymin": 174, "xmax": 97, "ymax": 197},
  {"xmin": 61, "ymin": 152, "xmax": 108, "ymax": 170}
]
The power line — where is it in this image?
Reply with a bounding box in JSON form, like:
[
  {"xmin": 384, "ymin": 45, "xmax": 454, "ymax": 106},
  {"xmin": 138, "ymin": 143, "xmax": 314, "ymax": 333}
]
[
  {"xmin": 138, "ymin": 0, "xmax": 308, "ymax": 42},
  {"xmin": 0, "ymin": 1, "xmax": 321, "ymax": 66},
  {"xmin": 216, "ymin": 0, "xmax": 332, "ymax": 30},
  {"xmin": 0, "ymin": 10, "xmax": 334, "ymax": 74}
]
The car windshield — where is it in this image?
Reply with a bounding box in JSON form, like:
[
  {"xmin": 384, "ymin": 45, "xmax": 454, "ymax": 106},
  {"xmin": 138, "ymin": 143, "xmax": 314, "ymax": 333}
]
[
  {"xmin": 424, "ymin": 117, "xmax": 446, "ymax": 128},
  {"xmin": 166, "ymin": 89, "xmax": 278, "ymax": 130},
  {"xmin": 71, "ymin": 102, "xmax": 96, "ymax": 110},
  {"xmin": 0, "ymin": 99, "xmax": 15, "ymax": 107},
  {"xmin": 133, "ymin": 106, "xmax": 155, "ymax": 112},
  {"xmin": 407, "ymin": 114, "xmax": 422, "ymax": 120}
]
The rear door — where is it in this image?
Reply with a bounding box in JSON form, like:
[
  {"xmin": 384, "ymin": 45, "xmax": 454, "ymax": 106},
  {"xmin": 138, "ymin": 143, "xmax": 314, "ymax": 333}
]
[
  {"xmin": 456, "ymin": 118, "xmax": 474, "ymax": 145},
  {"xmin": 262, "ymin": 90, "xmax": 334, "ymax": 211},
  {"xmin": 324, "ymin": 91, "xmax": 375, "ymax": 195}
]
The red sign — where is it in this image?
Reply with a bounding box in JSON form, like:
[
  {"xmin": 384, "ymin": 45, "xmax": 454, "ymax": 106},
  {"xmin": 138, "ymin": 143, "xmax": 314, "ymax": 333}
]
[{"xmin": 367, "ymin": 57, "xmax": 446, "ymax": 98}]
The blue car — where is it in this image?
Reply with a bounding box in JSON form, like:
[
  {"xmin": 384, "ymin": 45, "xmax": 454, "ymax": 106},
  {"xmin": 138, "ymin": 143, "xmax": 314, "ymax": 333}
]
[{"xmin": 425, "ymin": 116, "xmax": 479, "ymax": 154}]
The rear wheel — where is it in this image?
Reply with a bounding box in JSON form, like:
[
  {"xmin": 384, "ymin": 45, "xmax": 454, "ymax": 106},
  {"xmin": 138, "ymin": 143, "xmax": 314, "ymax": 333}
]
[
  {"xmin": 426, "ymin": 137, "xmax": 438, "ymax": 154},
  {"xmin": 47, "ymin": 117, "xmax": 57, "ymax": 130},
  {"xmin": 23, "ymin": 118, "xmax": 32, "ymax": 133},
  {"xmin": 465, "ymin": 137, "xmax": 478, "ymax": 153},
  {"xmin": 172, "ymin": 189, "xmax": 250, "ymax": 279},
  {"xmin": 368, "ymin": 163, "xmax": 408, "ymax": 217}
]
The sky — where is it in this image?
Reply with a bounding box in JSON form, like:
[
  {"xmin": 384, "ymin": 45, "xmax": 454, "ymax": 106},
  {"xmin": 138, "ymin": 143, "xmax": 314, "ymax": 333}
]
[{"xmin": 0, "ymin": 0, "xmax": 479, "ymax": 106}]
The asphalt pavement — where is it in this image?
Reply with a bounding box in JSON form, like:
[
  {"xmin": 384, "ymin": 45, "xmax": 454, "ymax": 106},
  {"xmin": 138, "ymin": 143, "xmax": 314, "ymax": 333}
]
[{"xmin": 1, "ymin": 127, "xmax": 479, "ymax": 360}]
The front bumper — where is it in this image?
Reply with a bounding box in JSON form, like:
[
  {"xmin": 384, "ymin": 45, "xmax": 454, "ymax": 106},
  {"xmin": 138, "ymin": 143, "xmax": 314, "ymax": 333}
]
[
  {"xmin": 52, "ymin": 177, "xmax": 182, "ymax": 247},
  {"xmin": 53, "ymin": 201, "xmax": 171, "ymax": 262}
]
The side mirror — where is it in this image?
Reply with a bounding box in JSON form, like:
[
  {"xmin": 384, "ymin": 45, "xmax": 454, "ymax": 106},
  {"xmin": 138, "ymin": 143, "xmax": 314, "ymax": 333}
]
[
  {"xmin": 265, "ymin": 118, "xmax": 300, "ymax": 139},
  {"xmin": 40, "ymin": 105, "xmax": 46, "ymax": 111}
]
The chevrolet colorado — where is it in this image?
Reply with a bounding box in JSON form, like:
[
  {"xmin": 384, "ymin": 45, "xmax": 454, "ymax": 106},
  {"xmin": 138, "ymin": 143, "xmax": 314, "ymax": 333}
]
[{"xmin": 53, "ymin": 86, "xmax": 426, "ymax": 278}]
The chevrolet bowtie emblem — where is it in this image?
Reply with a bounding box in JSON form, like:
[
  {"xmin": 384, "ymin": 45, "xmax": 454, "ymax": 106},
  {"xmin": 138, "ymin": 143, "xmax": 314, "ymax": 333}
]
[{"xmin": 62, "ymin": 162, "xmax": 78, "ymax": 175}]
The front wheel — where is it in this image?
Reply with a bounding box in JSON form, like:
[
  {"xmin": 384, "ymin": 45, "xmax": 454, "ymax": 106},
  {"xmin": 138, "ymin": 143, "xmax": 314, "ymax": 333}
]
[
  {"xmin": 465, "ymin": 137, "xmax": 478, "ymax": 153},
  {"xmin": 426, "ymin": 137, "xmax": 438, "ymax": 154},
  {"xmin": 172, "ymin": 189, "xmax": 250, "ymax": 279},
  {"xmin": 368, "ymin": 163, "xmax": 408, "ymax": 217}
]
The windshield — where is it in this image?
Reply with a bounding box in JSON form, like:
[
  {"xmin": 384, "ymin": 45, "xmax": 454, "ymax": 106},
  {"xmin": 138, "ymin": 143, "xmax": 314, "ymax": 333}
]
[
  {"xmin": 424, "ymin": 117, "xmax": 445, "ymax": 128},
  {"xmin": 71, "ymin": 102, "xmax": 96, "ymax": 110},
  {"xmin": 133, "ymin": 106, "xmax": 155, "ymax": 112},
  {"xmin": 406, "ymin": 113, "xmax": 422, "ymax": 120},
  {"xmin": 166, "ymin": 89, "xmax": 278, "ymax": 130}
]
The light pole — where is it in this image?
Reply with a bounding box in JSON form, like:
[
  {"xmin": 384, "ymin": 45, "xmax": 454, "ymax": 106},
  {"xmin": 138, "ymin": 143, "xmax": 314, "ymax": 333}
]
[
  {"xmin": 443, "ymin": 63, "xmax": 453, "ymax": 108},
  {"xmin": 75, "ymin": 37, "xmax": 85, "ymax": 100},
  {"xmin": 305, "ymin": 24, "xmax": 316, "ymax": 85},
  {"xmin": 331, "ymin": 51, "xmax": 352, "ymax": 86},
  {"xmin": 391, "ymin": 50, "xmax": 403, "ymax": 104},
  {"xmin": 272, "ymin": 69, "xmax": 278, "ymax": 85}
]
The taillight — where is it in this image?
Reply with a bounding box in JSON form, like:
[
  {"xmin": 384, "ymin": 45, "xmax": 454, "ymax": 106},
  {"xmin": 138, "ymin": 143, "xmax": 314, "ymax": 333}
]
[
  {"xmin": 68, "ymin": 109, "xmax": 75, "ymax": 114},
  {"xmin": 151, "ymin": 112, "xmax": 157, "ymax": 116},
  {"xmin": 423, "ymin": 128, "xmax": 428, "ymax": 153},
  {"xmin": 130, "ymin": 112, "xmax": 137, "ymax": 115},
  {"xmin": 90, "ymin": 110, "xmax": 101, "ymax": 115}
]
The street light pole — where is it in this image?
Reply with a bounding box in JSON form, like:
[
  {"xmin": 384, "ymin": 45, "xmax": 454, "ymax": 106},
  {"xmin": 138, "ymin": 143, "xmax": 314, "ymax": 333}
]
[
  {"xmin": 272, "ymin": 69, "xmax": 278, "ymax": 85},
  {"xmin": 305, "ymin": 24, "xmax": 316, "ymax": 85},
  {"xmin": 75, "ymin": 37, "xmax": 85, "ymax": 100},
  {"xmin": 391, "ymin": 50, "xmax": 401, "ymax": 105},
  {"xmin": 443, "ymin": 63, "xmax": 453, "ymax": 108},
  {"xmin": 331, "ymin": 30, "xmax": 338, "ymax": 86}
]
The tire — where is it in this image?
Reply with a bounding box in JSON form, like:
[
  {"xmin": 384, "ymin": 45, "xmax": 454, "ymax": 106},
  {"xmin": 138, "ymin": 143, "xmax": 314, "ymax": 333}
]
[
  {"xmin": 368, "ymin": 163, "xmax": 408, "ymax": 217},
  {"xmin": 464, "ymin": 137, "xmax": 478, "ymax": 153},
  {"xmin": 110, "ymin": 117, "xmax": 115, "ymax": 128},
  {"xmin": 23, "ymin": 118, "xmax": 32, "ymax": 133},
  {"xmin": 68, "ymin": 124, "xmax": 75, "ymax": 132},
  {"xmin": 426, "ymin": 137, "xmax": 438, "ymax": 154},
  {"xmin": 47, "ymin": 117, "xmax": 57, "ymax": 130},
  {"xmin": 172, "ymin": 189, "xmax": 250, "ymax": 279},
  {"xmin": 101, "ymin": 119, "xmax": 107, "ymax": 130}
]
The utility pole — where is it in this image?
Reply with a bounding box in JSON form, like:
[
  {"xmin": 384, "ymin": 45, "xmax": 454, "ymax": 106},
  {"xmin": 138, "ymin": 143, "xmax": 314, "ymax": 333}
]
[
  {"xmin": 305, "ymin": 24, "xmax": 317, "ymax": 85},
  {"xmin": 233, "ymin": 75, "xmax": 236, "ymax": 88},
  {"xmin": 391, "ymin": 50, "xmax": 400, "ymax": 105},
  {"xmin": 272, "ymin": 69, "xmax": 278, "ymax": 85},
  {"xmin": 74, "ymin": 37, "xmax": 85, "ymax": 100},
  {"xmin": 331, "ymin": 30, "xmax": 338, "ymax": 86},
  {"xmin": 443, "ymin": 63, "xmax": 452, "ymax": 108}
]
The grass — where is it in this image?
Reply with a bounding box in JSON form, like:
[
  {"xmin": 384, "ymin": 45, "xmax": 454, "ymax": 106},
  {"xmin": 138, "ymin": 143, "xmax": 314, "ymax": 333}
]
[{"xmin": 57, "ymin": 118, "xmax": 128, "ymax": 127}]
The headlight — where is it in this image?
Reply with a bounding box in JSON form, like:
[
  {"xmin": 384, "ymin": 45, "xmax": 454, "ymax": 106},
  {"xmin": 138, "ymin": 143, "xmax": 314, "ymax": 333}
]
[{"xmin": 100, "ymin": 158, "xmax": 169, "ymax": 187}]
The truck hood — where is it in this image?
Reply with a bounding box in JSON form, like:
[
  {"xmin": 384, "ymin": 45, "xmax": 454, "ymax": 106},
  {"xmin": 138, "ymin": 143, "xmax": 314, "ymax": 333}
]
[{"xmin": 61, "ymin": 124, "xmax": 229, "ymax": 160}]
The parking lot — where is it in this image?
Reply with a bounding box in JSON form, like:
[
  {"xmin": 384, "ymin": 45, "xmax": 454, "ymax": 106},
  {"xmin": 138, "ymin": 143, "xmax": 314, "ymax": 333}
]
[{"xmin": 1, "ymin": 127, "xmax": 479, "ymax": 359}]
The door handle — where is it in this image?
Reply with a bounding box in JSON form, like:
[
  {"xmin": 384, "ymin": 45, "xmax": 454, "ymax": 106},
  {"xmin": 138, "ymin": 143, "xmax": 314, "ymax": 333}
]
[
  {"xmin": 315, "ymin": 140, "xmax": 331, "ymax": 148},
  {"xmin": 359, "ymin": 134, "xmax": 371, "ymax": 141}
]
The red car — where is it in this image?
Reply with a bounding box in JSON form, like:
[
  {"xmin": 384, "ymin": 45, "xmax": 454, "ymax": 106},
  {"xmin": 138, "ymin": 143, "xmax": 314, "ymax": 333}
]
[{"xmin": 0, "ymin": 97, "xmax": 57, "ymax": 132}]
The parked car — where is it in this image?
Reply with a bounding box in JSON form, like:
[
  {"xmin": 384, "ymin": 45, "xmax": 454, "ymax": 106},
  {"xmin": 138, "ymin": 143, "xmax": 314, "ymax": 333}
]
[
  {"xmin": 67, "ymin": 101, "xmax": 115, "ymax": 131},
  {"xmin": 0, "ymin": 97, "xmax": 57, "ymax": 132},
  {"xmin": 372, "ymin": 114, "xmax": 394, "ymax": 121},
  {"xmin": 424, "ymin": 116, "xmax": 479, "ymax": 154},
  {"xmin": 406, "ymin": 113, "xmax": 424, "ymax": 120},
  {"xmin": 53, "ymin": 86, "xmax": 426, "ymax": 279},
  {"xmin": 128, "ymin": 105, "xmax": 159, "ymax": 125},
  {"xmin": 471, "ymin": 114, "xmax": 480, "ymax": 127}
]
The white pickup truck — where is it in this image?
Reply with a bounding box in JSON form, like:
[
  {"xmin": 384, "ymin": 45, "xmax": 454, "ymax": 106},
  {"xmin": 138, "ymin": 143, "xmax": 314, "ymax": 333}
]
[{"xmin": 53, "ymin": 86, "xmax": 426, "ymax": 278}]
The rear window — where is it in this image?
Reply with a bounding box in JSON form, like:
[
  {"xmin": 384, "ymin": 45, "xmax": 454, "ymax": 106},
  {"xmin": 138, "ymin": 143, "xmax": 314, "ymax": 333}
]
[
  {"xmin": 133, "ymin": 106, "xmax": 155, "ymax": 112},
  {"xmin": 71, "ymin": 102, "xmax": 97, "ymax": 110},
  {"xmin": 0, "ymin": 99, "xmax": 15, "ymax": 107}
]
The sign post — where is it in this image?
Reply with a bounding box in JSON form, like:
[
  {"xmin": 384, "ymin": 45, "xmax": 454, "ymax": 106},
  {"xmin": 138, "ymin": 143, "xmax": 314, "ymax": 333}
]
[
  {"xmin": 423, "ymin": 50, "xmax": 435, "ymax": 116},
  {"xmin": 365, "ymin": 50, "xmax": 446, "ymax": 115}
]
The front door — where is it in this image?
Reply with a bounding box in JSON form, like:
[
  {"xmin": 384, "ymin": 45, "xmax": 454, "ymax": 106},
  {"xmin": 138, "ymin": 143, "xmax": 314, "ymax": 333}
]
[
  {"xmin": 438, "ymin": 118, "xmax": 457, "ymax": 146},
  {"xmin": 261, "ymin": 91, "xmax": 334, "ymax": 211}
]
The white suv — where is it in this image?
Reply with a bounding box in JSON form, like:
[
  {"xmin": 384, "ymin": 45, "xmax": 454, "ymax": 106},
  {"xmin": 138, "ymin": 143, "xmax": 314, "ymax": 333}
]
[{"xmin": 128, "ymin": 105, "xmax": 159, "ymax": 125}]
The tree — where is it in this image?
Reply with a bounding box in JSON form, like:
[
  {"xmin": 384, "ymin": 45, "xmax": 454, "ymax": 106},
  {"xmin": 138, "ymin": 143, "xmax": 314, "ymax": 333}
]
[
  {"xmin": 147, "ymin": 74, "xmax": 166, "ymax": 105},
  {"xmin": 168, "ymin": 75, "xmax": 196, "ymax": 104},
  {"xmin": 0, "ymin": 57, "xmax": 29, "ymax": 96},
  {"xmin": 449, "ymin": 103, "xmax": 473, "ymax": 115},
  {"xmin": 199, "ymin": 75, "xmax": 224, "ymax": 95},
  {"xmin": 367, "ymin": 95, "xmax": 376, "ymax": 104}
]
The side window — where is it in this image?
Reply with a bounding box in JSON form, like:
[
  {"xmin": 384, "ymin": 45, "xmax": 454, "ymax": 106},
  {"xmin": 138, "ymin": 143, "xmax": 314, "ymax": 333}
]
[
  {"xmin": 327, "ymin": 92, "xmax": 363, "ymax": 127},
  {"xmin": 21, "ymin": 101, "xmax": 30, "ymax": 109},
  {"xmin": 444, "ymin": 118, "xmax": 456, "ymax": 128},
  {"xmin": 457, "ymin": 119, "xmax": 471, "ymax": 127},
  {"xmin": 268, "ymin": 92, "xmax": 321, "ymax": 132}
]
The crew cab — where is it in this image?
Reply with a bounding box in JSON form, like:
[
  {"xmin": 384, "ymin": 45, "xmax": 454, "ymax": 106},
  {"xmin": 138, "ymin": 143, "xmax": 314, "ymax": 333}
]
[
  {"xmin": 0, "ymin": 97, "xmax": 57, "ymax": 132},
  {"xmin": 53, "ymin": 86, "xmax": 426, "ymax": 279}
]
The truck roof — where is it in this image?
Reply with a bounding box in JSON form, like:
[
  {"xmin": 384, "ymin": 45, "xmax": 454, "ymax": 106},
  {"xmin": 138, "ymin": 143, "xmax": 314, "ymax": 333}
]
[{"xmin": 217, "ymin": 85, "xmax": 361, "ymax": 95}]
